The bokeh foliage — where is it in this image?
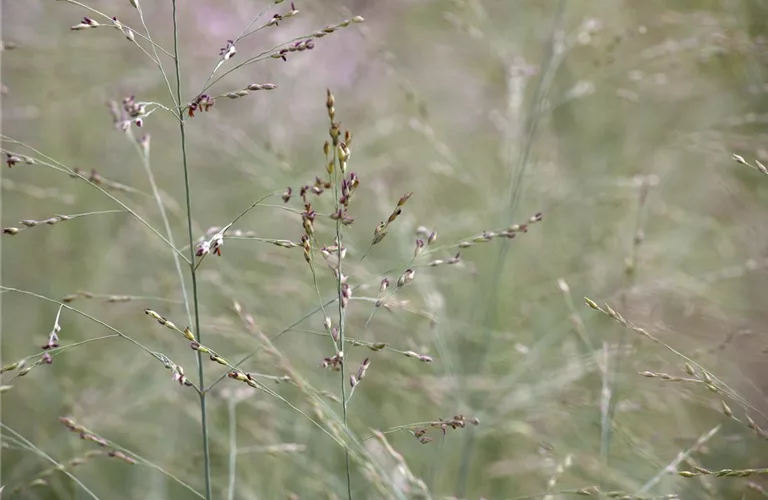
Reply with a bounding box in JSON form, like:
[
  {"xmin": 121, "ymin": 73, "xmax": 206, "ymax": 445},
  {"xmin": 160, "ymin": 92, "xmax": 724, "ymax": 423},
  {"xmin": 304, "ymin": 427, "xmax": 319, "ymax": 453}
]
[{"xmin": 2, "ymin": 0, "xmax": 768, "ymax": 498}]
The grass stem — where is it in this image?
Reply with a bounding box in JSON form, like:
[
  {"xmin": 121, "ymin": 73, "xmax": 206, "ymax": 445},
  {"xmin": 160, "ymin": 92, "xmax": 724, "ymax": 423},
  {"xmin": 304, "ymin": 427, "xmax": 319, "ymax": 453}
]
[
  {"xmin": 336, "ymin": 161, "xmax": 353, "ymax": 500},
  {"xmin": 170, "ymin": 1, "xmax": 212, "ymax": 498}
]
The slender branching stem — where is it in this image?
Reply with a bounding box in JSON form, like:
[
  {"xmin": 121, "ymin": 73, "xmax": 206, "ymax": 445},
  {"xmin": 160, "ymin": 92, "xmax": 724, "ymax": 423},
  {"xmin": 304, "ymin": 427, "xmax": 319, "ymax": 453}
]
[
  {"xmin": 337, "ymin": 208, "xmax": 353, "ymax": 500},
  {"xmin": 329, "ymin": 117, "xmax": 353, "ymax": 500},
  {"xmin": 170, "ymin": 1, "xmax": 212, "ymax": 498}
]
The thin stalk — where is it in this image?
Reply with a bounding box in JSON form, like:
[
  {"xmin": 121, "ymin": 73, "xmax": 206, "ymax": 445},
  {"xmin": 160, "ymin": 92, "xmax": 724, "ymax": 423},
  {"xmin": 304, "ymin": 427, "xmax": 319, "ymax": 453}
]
[
  {"xmin": 132, "ymin": 1, "xmax": 178, "ymax": 108},
  {"xmin": 0, "ymin": 137, "xmax": 190, "ymax": 264},
  {"xmin": 332, "ymin": 142, "xmax": 352, "ymax": 500},
  {"xmin": 128, "ymin": 130, "xmax": 192, "ymax": 326},
  {"xmin": 59, "ymin": 0, "xmax": 174, "ymax": 57},
  {"xmin": 0, "ymin": 424, "xmax": 100, "ymax": 500},
  {"xmin": 337, "ymin": 212, "xmax": 352, "ymax": 500},
  {"xmin": 637, "ymin": 424, "xmax": 721, "ymax": 495},
  {"xmin": 170, "ymin": 2, "xmax": 212, "ymax": 498},
  {"xmin": 600, "ymin": 185, "xmax": 648, "ymax": 484},
  {"xmin": 199, "ymin": 5, "xmax": 274, "ymax": 92},
  {"xmin": 0, "ymin": 286, "xmax": 173, "ymax": 362},
  {"xmin": 227, "ymin": 396, "xmax": 238, "ymax": 500}
]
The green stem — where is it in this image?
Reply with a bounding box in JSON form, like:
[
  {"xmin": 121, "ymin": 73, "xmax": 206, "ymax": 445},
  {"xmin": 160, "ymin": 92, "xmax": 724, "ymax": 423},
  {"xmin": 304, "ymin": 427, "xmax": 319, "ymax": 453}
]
[
  {"xmin": 338, "ymin": 234, "xmax": 352, "ymax": 500},
  {"xmin": 227, "ymin": 397, "xmax": 238, "ymax": 500},
  {"xmin": 170, "ymin": 2, "xmax": 212, "ymax": 498},
  {"xmin": 333, "ymin": 156, "xmax": 352, "ymax": 500}
]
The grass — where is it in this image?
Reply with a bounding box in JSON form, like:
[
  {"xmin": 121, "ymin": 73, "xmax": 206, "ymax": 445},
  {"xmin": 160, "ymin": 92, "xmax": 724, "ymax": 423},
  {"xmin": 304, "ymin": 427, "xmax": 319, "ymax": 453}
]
[{"xmin": 2, "ymin": 0, "xmax": 768, "ymax": 499}]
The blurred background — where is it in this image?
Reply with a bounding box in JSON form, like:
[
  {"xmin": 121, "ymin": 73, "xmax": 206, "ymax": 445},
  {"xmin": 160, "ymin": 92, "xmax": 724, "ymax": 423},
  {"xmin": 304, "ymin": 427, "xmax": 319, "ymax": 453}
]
[{"xmin": 2, "ymin": 0, "xmax": 768, "ymax": 498}]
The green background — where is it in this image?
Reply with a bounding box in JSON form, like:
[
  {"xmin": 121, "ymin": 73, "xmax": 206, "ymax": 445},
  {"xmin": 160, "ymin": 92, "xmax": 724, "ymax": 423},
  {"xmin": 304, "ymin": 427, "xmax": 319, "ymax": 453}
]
[{"xmin": 2, "ymin": 0, "xmax": 768, "ymax": 498}]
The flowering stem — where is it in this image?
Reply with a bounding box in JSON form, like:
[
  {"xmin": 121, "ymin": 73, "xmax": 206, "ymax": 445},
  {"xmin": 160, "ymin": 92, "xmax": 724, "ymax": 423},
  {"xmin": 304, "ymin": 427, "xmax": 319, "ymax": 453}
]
[
  {"xmin": 337, "ymin": 212, "xmax": 352, "ymax": 500},
  {"xmin": 171, "ymin": 1, "xmax": 212, "ymax": 498}
]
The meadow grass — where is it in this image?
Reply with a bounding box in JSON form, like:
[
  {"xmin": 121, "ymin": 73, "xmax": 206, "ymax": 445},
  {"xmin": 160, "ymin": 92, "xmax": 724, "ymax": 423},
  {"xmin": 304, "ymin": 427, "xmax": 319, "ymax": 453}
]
[{"xmin": 2, "ymin": 0, "xmax": 768, "ymax": 499}]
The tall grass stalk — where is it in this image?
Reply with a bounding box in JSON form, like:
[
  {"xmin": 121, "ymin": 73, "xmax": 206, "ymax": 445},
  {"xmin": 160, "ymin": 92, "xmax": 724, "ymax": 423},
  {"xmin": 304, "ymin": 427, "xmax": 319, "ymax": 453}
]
[
  {"xmin": 325, "ymin": 91, "xmax": 353, "ymax": 499},
  {"xmin": 170, "ymin": 0, "xmax": 211, "ymax": 497},
  {"xmin": 335, "ymin": 157, "xmax": 353, "ymax": 500}
]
